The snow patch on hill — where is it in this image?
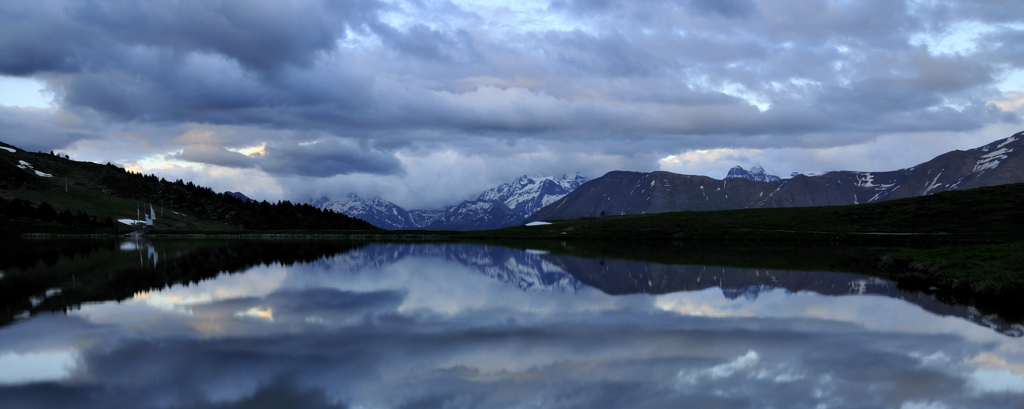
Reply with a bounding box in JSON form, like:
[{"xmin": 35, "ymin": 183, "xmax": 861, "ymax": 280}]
[{"xmin": 16, "ymin": 160, "xmax": 52, "ymax": 177}]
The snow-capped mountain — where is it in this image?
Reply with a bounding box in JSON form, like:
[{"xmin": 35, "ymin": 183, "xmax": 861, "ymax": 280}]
[
  {"xmin": 310, "ymin": 194, "xmax": 420, "ymax": 230},
  {"xmin": 312, "ymin": 174, "xmax": 587, "ymax": 231},
  {"xmin": 422, "ymin": 174, "xmax": 588, "ymax": 231},
  {"xmin": 726, "ymin": 164, "xmax": 781, "ymax": 182},
  {"xmin": 478, "ymin": 174, "xmax": 588, "ymax": 216}
]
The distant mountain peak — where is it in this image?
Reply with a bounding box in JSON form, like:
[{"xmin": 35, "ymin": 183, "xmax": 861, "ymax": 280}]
[
  {"xmin": 224, "ymin": 191, "xmax": 253, "ymax": 202},
  {"xmin": 312, "ymin": 173, "xmax": 587, "ymax": 231},
  {"xmin": 726, "ymin": 164, "xmax": 781, "ymax": 182},
  {"xmin": 475, "ymin": 173, "xmax": 588, "ymax": 215},
  {"xmin": 312, "ymin": 193, "xmax": 417, "ymax": 230}
]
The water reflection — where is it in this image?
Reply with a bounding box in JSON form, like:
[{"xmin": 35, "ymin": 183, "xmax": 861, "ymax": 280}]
[{"xmin": 0, "ymin": 240, "xmax": 1022, "ymax": 408}]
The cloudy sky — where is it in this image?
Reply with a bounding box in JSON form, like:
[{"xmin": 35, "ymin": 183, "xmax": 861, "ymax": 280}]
[{"xmin": 1, "ymin": 0, "xmax": 1022, "ymax": 208}]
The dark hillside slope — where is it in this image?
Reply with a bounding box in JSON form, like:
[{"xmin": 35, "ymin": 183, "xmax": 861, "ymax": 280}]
[{"xmin": 0, "ymin": 142, "xmax": 377, "ymax": 232}]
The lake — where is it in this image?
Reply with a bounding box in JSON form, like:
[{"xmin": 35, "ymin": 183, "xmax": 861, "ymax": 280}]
[{"xmin": 1, "ymin": 238, "xmax": 1022, "ymax": 408}]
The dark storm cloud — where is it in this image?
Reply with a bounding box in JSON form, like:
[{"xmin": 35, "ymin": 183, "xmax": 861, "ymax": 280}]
[
  {"xmin": 976, "ymin": 28, "xmax": 1024, "ymax": 65},
  {"xmin": 545, "ymin": 30, "xmax": 663, "ymax": 77},
  {"xmin": 370, "ymin": 22, "xmax": 483, "ymax": 64},
  {"xmin": 174, "ymin": 144, "xmax": 256, "ymax": 169},
  {"xmin": 173, "ymin": 139, "xmax": 403, "ymax": 177},
  {"xmin": 912, "ymin": 0, "xmax": 1024, "ymax": 26},
  {"xmin": 0, "ymin": 0, "xmax": 382, "ymax": 76},
  {"xmin": 0, "ymin": 0, "xmax": 1009, "ymax": 141},
  {"xmin": 687, "ymin": 0, "xmax": 758, "ymax": 18},
  {"xmin": 0, "ymin": 107, "xmax": 103, "ymax": 153},
  {"xmin": 549, "ymin": 0, "xmax": 757, "ymax": 18},
  {"xmin": 258, "ymin": 140, "xmax": 403, "ymax": 177},
  {"xmin": 0, "ymin": 0, "xmax": 1021, "ymax": 189},
  {"xmin": 189, "ymin": 382, "xmax": 347, "ymax": 409}
]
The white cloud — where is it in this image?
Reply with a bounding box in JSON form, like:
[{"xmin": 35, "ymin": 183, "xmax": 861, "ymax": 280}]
[
  {"xmin": 0, "ymin": 350, "xmax": 78, "ymax": 385},
  {"xmin": 909, "ymin": 20, "xmax": 996, "ymax": 56},
  {"xmin": 968, "ymin": 369, "xmax": 1024, "ymax": 394},
  {"xmin": 0, "ymin": 76, "xmax": 51, "ymax": 108}
]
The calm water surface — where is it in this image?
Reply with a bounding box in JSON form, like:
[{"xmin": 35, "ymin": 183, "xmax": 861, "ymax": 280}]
[{"xmin": 0, "ymin": 239, "xmax": 1022, "ymax": 408}]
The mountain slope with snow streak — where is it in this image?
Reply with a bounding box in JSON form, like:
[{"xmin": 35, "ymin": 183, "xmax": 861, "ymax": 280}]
[{"xmin": 528, "ymin": 131, "xmax": 1024, "ymax": 221}]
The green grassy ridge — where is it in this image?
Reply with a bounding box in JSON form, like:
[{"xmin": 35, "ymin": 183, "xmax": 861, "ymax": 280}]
[
  {"xmin": 452, "ymin": 182, "xmax": 1024, "ymax": 241},
  {"xmin": 880, "ymin": 242, "xmax": 1024, "ymax": 292},
  {"xmin": 873, "ymin": 242, "xmax": 1024, "ymax": 321}
]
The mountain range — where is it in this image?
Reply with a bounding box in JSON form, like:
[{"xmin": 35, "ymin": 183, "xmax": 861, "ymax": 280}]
[
  {"xmin": 528, "ymin": 131, "xmax": 1024, "ymax": 222},
  {"xmin": 311, "ymin": 174, "xmax": 587, "ymax": 231},
  {"xmin": 331, "ymin": 243, "xmax": 586, "ymax": 293}
]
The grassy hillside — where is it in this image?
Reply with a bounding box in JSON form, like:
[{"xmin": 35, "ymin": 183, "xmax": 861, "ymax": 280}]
[
  {"xmin": 458, "ymin": 182, "xmax": 1024, "ymax": 242},
  {"xmin": 0, "ymin": 142, "xmax": 378, "ymax": 234}
]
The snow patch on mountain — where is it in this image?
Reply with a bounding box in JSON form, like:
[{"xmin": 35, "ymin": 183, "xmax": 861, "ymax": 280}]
[
  {"xmin": 997, "ymin": 134, "xmax": 1019, "ymax": 149},
  {"xmin": 973, "ymin": 147, "xmax": 1011, "ymax": 173},
  {"xmin": 856, "ymin": 172, "xmax": 895, "ymax": 190}
]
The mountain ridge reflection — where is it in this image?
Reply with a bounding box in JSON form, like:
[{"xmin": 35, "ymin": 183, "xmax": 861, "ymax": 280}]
[
  {"xmin": 3, "ymin": 239, "xmax": 1021, "ymax": 337},
  {"xmin": 1, "ymin": 240, "xmax": 1023, "ymax": 408}
]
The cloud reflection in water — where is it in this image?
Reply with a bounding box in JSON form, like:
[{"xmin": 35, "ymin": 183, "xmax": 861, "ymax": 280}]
[{"xmin": 0, "ymin": 243, "xmax": 1022, "ymax": 409}]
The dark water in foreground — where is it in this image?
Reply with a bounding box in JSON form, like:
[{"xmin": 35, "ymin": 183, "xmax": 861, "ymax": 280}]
[{"xmin": 1, "ymin": 239, "xmax": 1023, "ymax": 408}]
